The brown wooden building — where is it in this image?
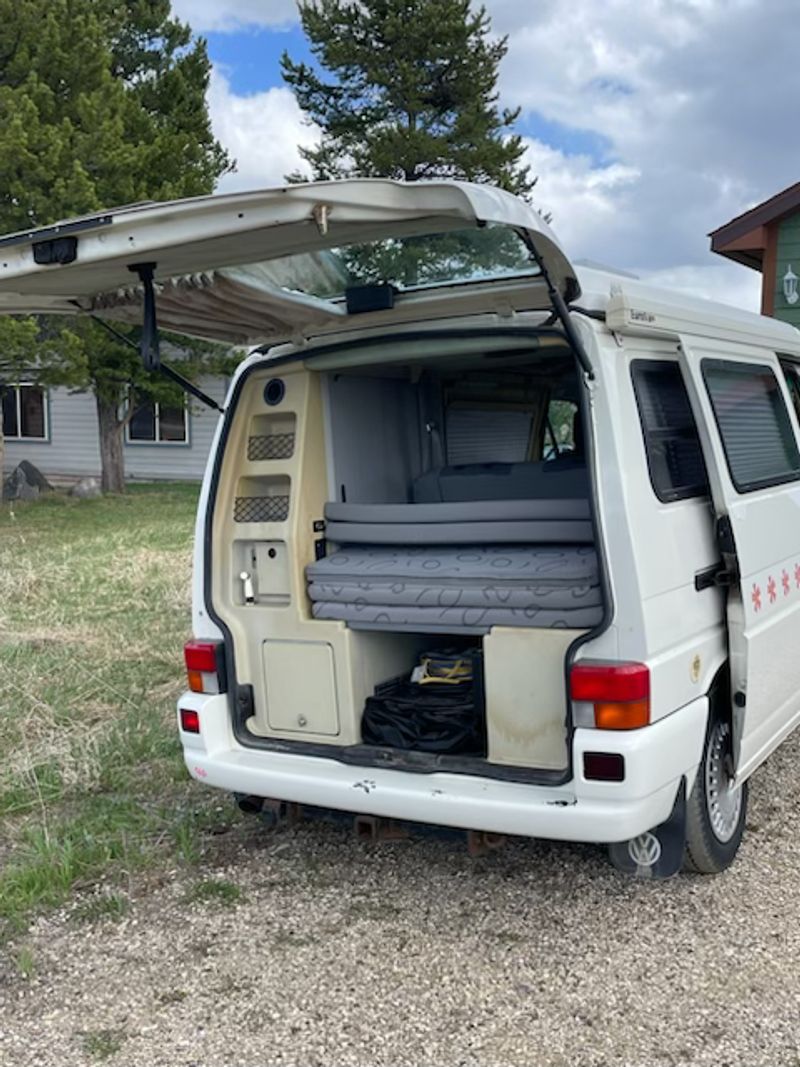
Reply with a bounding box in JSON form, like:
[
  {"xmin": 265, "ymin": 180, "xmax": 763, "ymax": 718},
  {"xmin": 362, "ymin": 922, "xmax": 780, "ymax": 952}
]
[{"xmin": 710, "ymin": 181, "xmax": 800, "ymax": 324}]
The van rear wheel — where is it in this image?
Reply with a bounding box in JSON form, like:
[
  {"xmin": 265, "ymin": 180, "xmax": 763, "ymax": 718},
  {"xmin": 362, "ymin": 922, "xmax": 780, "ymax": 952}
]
[{"xmin": 684, "ymin": 716, "xmax": 748, "ymax": 874}]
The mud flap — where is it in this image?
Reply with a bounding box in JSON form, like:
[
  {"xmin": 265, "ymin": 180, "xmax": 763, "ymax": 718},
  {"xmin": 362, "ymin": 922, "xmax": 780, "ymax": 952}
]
[{"xmin": 608, "ymin": 778, "xmax": 687, "ymax": 880}]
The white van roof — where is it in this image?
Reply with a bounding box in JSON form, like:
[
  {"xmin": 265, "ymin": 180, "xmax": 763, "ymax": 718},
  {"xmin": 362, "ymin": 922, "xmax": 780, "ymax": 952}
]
[{"xmin": 576, "ymin": 266, "xmax": 800, "ymax": 353}]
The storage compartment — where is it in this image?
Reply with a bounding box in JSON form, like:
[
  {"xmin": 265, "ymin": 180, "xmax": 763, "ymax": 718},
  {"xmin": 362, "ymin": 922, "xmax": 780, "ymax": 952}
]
[
  {"xmin": 363, "ymin": 644, "xmax": 486, "ymax": 757},
  {"xmin": 248, "ymin": 412, "xmax": 296, "ymax": 461},
  {"xmin": 262, "ymin": 639, "xmax": 339, "ymax": 736},
  {"xmin": 234, "ymin": 475, "xmax": 291, "ymax": 524}
]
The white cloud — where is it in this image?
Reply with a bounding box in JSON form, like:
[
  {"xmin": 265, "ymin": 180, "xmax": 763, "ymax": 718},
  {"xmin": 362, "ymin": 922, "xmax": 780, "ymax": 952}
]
[
  {"xmin": 208, "ymin": 69, "xmax": 319, "ymax": 190},
  {"xmin": 199, "ymin": 0, "xmax": 795, "ymax": 307},
  {"xmin": 520, "ymin": 138, "xmax": 640, "ymax": 255},
  {"xmin": 638, "ymin": 263, "xmax": 762, "ymax": 312},
  {"xmin": 172, "ymin": 0, "xmax": 298, "ymax": 32},
  {"xmin": 482, "ymin": 0, "xmax": 800, "ymax": 296}
]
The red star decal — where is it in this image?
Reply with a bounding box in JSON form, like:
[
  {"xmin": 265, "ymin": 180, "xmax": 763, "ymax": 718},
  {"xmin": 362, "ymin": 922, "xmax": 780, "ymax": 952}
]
[
  {"xmin": 752, "ymin": 583, "xmax": 762, "ymax": 612},
  {"xmin": 783, "ymin": 570, "xmax": 791, "ymax": 596},
  {"xmin": 795, "ymin": 563, "xmax": 800, "ymax": 589},
  {"xmin": 768, "ymin": 576, "xmax": 777, "ymax": 603}
]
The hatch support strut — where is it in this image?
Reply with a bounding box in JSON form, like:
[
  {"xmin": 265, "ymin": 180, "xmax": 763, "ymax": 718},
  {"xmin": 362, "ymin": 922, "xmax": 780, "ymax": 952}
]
[
  {"xmin": 524, "ymin": 240, "xmax": 594, "ymax": 380},
  {"xmin": 88, "ymin": 313, "xmax": 224, "ymax": 414}
]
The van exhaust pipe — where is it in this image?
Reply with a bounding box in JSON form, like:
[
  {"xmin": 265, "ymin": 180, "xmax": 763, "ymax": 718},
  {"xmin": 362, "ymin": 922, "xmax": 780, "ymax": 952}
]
[{"xmin": 234, "ymin": 793, "xmax": 264, "ymax": 816}]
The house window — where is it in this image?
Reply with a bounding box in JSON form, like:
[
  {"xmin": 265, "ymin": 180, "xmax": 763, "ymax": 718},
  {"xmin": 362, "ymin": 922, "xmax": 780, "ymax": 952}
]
[
  {"xmin": 632, "ymin": 360, "xmax": 709, "ymax": 502},
  {"xmin": 703, "ymin": 359, "xmax": 800, "ymax": 493},
  {"xmin": 1, "ymin": 384, "xmax": 48, "ymax": 440},
  {"xmin": 127, "ymin": 395, "xmax": 188, "ymax": 444}
]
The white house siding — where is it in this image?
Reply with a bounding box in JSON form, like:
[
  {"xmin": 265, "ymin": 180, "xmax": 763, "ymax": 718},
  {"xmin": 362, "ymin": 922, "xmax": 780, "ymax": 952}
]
[{"xmin": 3, "ymin": 376, "xmax": 227, "ymax": 483}]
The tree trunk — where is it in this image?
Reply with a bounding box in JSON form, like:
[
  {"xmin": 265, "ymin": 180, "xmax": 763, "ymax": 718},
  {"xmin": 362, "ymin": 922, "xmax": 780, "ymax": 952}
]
[{"xmin": 96, "ymin": 394, "xmax": 125, "ymax": 493}]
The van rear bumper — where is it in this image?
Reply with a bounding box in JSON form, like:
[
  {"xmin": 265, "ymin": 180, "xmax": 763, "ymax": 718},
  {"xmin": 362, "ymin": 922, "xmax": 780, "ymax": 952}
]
[{"xmin": 179, "ymin": 694, "xmax": 709, "ymax": 844}]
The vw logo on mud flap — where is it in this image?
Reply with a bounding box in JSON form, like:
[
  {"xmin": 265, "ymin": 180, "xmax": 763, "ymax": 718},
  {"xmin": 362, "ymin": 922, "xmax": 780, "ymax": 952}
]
[{"xmin": 627, "ymin": 832, "xmax": 662, "ymax": 868}]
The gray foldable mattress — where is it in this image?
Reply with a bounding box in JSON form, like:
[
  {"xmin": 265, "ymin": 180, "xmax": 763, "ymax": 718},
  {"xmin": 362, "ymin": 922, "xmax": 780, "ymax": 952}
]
[
  {"xmin": 307, "ymin": 544, "xmax": 602, "ymax": 634},
  {"xmin": 324, "ymin": 499, "xmax": 593, "ymax": 545}
]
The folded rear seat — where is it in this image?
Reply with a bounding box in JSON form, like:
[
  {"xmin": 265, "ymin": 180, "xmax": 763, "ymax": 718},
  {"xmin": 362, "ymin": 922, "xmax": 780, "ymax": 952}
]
[{"xmin": 412, "ymin": 461, "xmax": 588, "ymax": 503}]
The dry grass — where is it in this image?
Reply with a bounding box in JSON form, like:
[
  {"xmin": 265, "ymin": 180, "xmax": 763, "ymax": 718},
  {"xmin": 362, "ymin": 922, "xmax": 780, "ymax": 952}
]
[{"xmin": 0, "ymin": 483, "xmax": 238, "ymax": 932}]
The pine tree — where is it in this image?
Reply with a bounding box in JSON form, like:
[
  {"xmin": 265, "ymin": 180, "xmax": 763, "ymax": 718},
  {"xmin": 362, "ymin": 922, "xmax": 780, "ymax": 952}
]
[
  {"xmin": 0, "ymin": 0, "xmax": 232, "ymax": 492},
  {"xmin": 282, "ymin": 0, "xmax": 532, "ymax": 193},
  {"xmin": 281, "ymin": 0, "xmax": 536, "ymax": 286}
]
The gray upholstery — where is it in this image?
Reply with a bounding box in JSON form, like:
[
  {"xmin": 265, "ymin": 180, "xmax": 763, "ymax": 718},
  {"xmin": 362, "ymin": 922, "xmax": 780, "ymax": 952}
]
[
  {"xmin": 325, "ymin": 499, "xmax": 590, "ymax": 523},
  {"xmin": 324, "ymin": 498, "xmax": 592, "ymax": 545},
  {"xmin": 324, "ymin": 519, "xmax": 593, "ymax": 544},
  {"xmin": 307, "ymin": 544, "xmax": 601, "ymax": 634},
  {"xmin": 412, "ymin": 461, "xmax": 589, "ymax": 503}
]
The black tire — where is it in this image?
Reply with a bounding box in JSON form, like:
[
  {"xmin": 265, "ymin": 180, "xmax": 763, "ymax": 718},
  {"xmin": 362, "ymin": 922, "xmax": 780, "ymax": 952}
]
[{"xmin": 684, "ymin": 714, "xmax": 748, "ymax": 874}]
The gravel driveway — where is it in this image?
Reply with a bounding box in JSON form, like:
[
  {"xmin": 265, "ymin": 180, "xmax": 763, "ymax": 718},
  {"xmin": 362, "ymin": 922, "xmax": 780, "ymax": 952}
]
[{"xmin": 3, "ymin": 733, "xmax": 800, "ymax": 1067}]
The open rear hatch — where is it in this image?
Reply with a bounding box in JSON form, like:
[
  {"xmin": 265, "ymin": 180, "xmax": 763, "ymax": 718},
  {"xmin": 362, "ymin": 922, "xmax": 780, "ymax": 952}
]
[{"xmin": 0, "ymin": 179, "xmax": 580, "ymax": 347}]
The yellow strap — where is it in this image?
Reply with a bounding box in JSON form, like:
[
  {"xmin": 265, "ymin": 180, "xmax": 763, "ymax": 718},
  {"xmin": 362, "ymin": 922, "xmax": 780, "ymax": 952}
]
[{"xmin": 418, "ymin": 657, "xmax": 472, "ymax": 685}]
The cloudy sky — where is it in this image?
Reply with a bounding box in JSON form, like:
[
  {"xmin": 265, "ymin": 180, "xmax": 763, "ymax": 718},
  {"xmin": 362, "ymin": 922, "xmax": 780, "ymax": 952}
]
[{"xmin": 172, "ymin": 0, "xmax": 800, "ymax": 311}]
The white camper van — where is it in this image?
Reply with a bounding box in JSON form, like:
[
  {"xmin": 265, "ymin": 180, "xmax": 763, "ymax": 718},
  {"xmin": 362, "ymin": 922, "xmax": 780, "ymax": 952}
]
[{"xmin": 3, "ymin": 179, "xmax": 800, "ymax": 878}]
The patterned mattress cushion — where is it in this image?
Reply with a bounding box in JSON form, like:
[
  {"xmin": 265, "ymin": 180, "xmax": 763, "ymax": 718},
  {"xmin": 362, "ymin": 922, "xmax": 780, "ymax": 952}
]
[
  {"xmin": 311, "ymin": 601, "xmax": 603, "ymax": 633},
  {"xmin": 306, "ymin": 544, "xmax": 602, "ymax": 633}
]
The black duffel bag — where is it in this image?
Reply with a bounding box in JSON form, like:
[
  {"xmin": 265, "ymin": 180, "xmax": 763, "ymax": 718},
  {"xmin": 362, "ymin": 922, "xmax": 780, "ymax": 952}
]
[{"xmin": 362, "ymin": 678, "xmax": 484, "ymax": 756}]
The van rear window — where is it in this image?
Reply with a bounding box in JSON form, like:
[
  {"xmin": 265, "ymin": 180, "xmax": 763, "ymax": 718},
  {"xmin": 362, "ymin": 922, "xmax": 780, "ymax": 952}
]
[
  {"xmin": 632, "ymin": 360, "xmax": 709, "ymax": 503},
  {"xmin": 703, "ymin": 360, "xmax": 800, "ymax": 493}
]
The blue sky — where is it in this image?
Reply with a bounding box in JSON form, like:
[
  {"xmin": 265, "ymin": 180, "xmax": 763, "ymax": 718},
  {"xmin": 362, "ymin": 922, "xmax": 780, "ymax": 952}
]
[
  {"xmin": 205, "ymin": 22, "xmax": 614, "ymax": 167},
  {"xmin": 173, "ymin": 0, "xmax": 800, "ymax": 311},
  {"xmin": 206, "ymin": 25, "xmax": 312, "ymax": 96}
]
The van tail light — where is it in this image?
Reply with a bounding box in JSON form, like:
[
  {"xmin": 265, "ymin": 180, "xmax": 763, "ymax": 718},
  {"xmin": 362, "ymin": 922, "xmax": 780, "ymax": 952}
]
[
  {"xmin": 570, "ymin": 661, "xmax": 650, "ymax": 730},
  {"xmin": 184, "ymin": 639, "xmax": 226, "ymax": 695}
]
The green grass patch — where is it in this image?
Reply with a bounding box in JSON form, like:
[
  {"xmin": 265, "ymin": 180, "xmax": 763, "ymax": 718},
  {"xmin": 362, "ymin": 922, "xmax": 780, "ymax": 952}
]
[
  {"xmin": 71, "ymin": 892, "xmax": 130, "ymax": 925},
  {"xmin": 80, "ymin": 1028, "xmax": 127, "ymax": 1060},
  {"xmin": 14, "ymin": 944, "xmax": 36, "ymax": 979},
  {"xmin": 0, "ymin": 483, "xmax": 242, "ymax": 934},
  {"xmin": 185, "ymin": 878, "xmax": 242, "ymax": 907}
]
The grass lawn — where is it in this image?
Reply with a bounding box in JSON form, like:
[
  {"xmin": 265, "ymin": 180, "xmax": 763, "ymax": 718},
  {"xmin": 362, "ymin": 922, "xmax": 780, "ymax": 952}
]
[{"xmin": 0, "ymin": 483, "xmax": 238, "ymax": 935}]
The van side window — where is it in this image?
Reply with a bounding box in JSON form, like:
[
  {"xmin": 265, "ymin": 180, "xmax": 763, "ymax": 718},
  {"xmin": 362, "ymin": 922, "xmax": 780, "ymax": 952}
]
[
  {"xmin": 631, "ymin": 360, "xmax": 709, "ymax": 502},
  {"xmin": 703, "ymin": 359, "xmax": 800, "ymax": 493}
]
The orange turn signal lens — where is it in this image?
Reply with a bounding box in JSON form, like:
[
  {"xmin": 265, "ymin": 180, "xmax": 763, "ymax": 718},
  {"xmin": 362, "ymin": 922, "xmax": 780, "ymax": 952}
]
[
  {"xmin": 187, "ymin": 669, "xmax": 204, "ymax": 693},
  {"xmin": 594, "ymin": 699, "xmax": 650, "ymax": 730}
]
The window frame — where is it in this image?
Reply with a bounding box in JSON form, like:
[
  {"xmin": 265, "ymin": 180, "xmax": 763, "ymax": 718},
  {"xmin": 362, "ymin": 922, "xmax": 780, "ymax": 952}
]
[
  {"xmin": 125, "ymin": 395, "xmax": 190, "ymax": 447},
  {"xmin": 701, "ymin": 357, "xmax": 800, "ymax": 495},
  {"xmin": 630, "ymin": 358, "xmax": 709, "ymax": 504},
  {"xmin": 779, "ymin": 357, "xmax": 800, "ymax": 425},
  {"xmin": 0, "ymin": 382, "xmax": 50, "ymax": 442}
]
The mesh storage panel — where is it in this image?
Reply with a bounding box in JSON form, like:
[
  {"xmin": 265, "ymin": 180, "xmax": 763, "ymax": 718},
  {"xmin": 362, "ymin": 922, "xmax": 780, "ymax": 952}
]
[
  {"xmin": 247, "ymin": 433, "xmax": 295, "ymax": 461},
  {"xmin": 234, "ymin": 496, "xmax": 290, "ymax": 523}
]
